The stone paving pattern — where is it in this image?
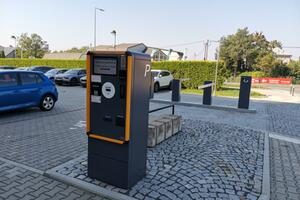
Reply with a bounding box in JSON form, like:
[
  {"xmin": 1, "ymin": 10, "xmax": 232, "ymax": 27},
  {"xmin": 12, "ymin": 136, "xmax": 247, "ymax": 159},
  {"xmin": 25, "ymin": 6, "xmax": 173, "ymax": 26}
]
[
  {"xmin": 1, "ymin": 86, "xmax": 300, "ymax": 199},
  {"xmin": 54, "ymin": 119, "xmax": 265, "ymax": 200},
  {"xmin": 270, "ymin": 139, "xmax": 300, "ymax": 200},
  {"xmin": 0, "ymin": 160, "xmax": 108, "ymax": 200}
]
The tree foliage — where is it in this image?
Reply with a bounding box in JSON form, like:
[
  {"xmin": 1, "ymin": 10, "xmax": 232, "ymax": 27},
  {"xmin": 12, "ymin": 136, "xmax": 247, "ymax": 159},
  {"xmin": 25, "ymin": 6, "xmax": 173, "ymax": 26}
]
[
  {"xmin": 17, "ymin": 33, "xmax": 48, "ymax": 58},
  {"xmin": 0, "ymin": 51, "xmax": 4, "ymax": 58},
  {"xmin": 52, "ymin": 46, "xmax": 89, "ymax": 54},
  {"xmin": 288, "ymin": 60, "xmax": 300, "ymax": 79},
  {"xmin": 219, "ymin": 28, "xmax": 282, "ymax": 76}
]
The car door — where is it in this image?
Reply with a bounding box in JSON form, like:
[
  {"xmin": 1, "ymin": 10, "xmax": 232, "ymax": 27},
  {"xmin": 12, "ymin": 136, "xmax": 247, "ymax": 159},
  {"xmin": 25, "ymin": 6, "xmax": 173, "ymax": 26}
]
[
  {"xmin": 164, "ymin": 71, "xmax": 172, "ymax": 85},
  {"xmin": 18, "ymin": 72, "xmax": 42, "ymax": 106},
  {"xmin": 78, "ymin": 70, "xmax": 86, "ymax": 81},
  {"xmin": 0, "ymin": 72, "xmax": 20, "ymax": 110},
  {"xmin": 160, "ymin": 71, "xmax": 169, "ymax": 87}
]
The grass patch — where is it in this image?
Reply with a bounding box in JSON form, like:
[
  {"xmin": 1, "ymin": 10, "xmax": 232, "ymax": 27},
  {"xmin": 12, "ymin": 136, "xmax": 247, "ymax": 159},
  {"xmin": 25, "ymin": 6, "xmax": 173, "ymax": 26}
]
[{"xmin": 182, "ymin": 86, "xmax": 266, "ymax": 98}]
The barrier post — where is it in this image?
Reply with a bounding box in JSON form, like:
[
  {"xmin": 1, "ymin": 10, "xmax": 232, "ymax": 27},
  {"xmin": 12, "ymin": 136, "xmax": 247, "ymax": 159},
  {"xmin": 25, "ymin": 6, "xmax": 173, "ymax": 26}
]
[
  {"xmin": 203, "ymin": 81, "xmax": 212, "ymax": 105},
  {"xmin": 172, "ymin": 79, "xmax": 181, "ymax": 102},
  {"xmin": 238, "ymin": 76, "xmax": 252, "ymax": 109}
]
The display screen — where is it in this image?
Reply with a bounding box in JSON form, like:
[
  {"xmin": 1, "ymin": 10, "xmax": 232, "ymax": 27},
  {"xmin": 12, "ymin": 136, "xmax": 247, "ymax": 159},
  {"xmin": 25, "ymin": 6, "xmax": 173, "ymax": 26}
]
[{"xmin": 94, "ymin": 58, "xmax": 117, "ymax": 75}]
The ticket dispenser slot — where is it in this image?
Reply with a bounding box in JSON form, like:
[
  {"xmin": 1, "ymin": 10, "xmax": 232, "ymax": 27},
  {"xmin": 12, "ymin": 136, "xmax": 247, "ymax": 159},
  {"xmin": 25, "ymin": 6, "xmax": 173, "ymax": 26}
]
[{"xmin": 86, "ymin": 50, "xmax": 151, "ymax": 189}]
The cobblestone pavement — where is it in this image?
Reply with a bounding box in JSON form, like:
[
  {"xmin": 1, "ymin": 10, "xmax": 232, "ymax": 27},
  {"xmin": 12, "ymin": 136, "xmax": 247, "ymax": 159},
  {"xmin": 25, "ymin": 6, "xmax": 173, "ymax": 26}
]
[
  {"xmin": 270, "ymin": 139, "xmax": 300, "ymax": 200},
  {"xmin": 1, "ymin": 86, "xmax": 300, "ymax": 200},
  {"xmin": 52, "ymin": 119, "xmax": 265, "ymax": 200},
  {"xmin": 266, "ymin": 103, "xmax": 300, "ymax": 137},
  {"xmin": 0, "ymin": 160, "xmax": 108, "ymax": 200}
]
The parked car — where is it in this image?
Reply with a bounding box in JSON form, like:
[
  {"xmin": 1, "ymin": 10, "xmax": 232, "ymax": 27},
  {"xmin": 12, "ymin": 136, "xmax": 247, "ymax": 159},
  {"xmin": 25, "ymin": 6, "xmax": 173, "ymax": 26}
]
[
  {"xmin": 15, "ymin": 67, "xmax": 30, "ymax": 71},
  {"xmin": 0, "ymin": 66, "xmax": 15, "ymax": 70},
  {"xmin": 45, "ymin": 69, "xmax": 68, "ymax": 81},
  {"xmin": 0, "ymin": 70, "xmax": 58, "ymax": 112},
  {"xmin": 151, "ymin": 70, "xmax": 174, "ymax": 92},
  {"xmin": 28, "ymin": 66, "xmax": 54, "ymax": 73},
  {"xmin": 80, "ymin": 76, "xmax": 86, "ymax": 87},
  {"xmin": 54, "ymin": 69, "xmax": 86, "ymax": 85}
]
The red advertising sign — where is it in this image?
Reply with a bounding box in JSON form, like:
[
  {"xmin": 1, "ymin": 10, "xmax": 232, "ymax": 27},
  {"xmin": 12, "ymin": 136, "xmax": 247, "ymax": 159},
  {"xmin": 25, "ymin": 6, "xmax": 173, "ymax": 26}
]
[{"xmin": 251, "ymin": 77, "xmax": 292, "ymax": 85}]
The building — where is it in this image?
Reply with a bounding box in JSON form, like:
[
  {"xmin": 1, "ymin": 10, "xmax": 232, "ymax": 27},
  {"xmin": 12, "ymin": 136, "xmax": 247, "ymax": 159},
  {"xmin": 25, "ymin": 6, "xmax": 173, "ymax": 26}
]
[
  {"xmin": 43, "ymin": 52, "xmax": 86, "ymax": 60},
  {"xmin": 145, "ymin": 47, "xmax": 184, "ymax": 61},
  {"xmin": 275, "ymin": 54, "xmax": 292, "ymax": 64},
  {"xmin": 273, "ymin": 47, "xmax": 292, "ymax": 64},
  {"xmin": 43, "ymin": 43, "xmax": 183, "ymax": 61},
  {"xmin": 0, "ymin": 46, "xmax": 15, "ymax": 58},
  {"xmin": 96, "ymin": 43, "xmax": 183, "ymax": 61}
]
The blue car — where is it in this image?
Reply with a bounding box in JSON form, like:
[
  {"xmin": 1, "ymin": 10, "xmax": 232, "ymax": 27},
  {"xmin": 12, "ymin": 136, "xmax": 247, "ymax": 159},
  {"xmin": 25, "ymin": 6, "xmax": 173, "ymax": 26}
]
[{"xmin": 0, "ymin": 70, "xmax": 58, "ymax": 112}]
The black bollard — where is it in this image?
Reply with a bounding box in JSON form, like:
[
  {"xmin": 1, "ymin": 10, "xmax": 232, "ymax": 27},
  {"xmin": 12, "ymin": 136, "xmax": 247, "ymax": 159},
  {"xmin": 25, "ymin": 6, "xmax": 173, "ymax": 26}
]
[
  {"xmin": 172, "ymin": 79, "xmax": 181, "ymax": 102},
  {"xmin": 238, "ymin": 76, "xmax": 252, "ymax": 109},
  {"xmin": 203, "ymin": 81, "xmax": 212, "ymax": 105}
]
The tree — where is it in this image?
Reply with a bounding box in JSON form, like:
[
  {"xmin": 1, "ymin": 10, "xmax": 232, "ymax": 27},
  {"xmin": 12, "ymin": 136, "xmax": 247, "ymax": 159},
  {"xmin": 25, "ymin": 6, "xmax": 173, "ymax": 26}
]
[
  {"xmin": 219, "ymin": 27, "xmax": 282, "ymax": 77},
  {"xmin": 288, "ymin": 60, "xmax": 300, "ymax": 79},
  {"xmin": 17, "ymin": 33, "xmax": 48, "ymax": 58},
  {"xmin": 255, "ymin": 53, "xmax": 280, "ymax": 75},
  {"xmin": 0, "ymin": 51, "xmax": 4, "ymax": 58}
]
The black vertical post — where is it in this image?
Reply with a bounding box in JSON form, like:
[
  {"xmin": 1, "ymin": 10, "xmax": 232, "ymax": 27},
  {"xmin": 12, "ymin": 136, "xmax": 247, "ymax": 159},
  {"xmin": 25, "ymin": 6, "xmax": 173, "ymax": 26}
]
[
  {"xmin": 238, "ymin": 76, "xmax": 252, "ymax": 109},
  {"xmin": 172, "ymin": 79, "xmax": 181, "ymax": 102},
  {"xmin": 203, "ymin": 81, "xmax": 212, "ymax": 105},
  {"xmin": 149, "ymin": 73, "xmax": 154, "ymax": 99}
]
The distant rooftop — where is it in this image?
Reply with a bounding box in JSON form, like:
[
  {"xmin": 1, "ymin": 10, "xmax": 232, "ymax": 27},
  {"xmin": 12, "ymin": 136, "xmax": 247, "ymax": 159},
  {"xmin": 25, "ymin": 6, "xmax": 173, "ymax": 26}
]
[{"xmin": 43, "ymin": 52, "xmax": 86, "ymax": 60}]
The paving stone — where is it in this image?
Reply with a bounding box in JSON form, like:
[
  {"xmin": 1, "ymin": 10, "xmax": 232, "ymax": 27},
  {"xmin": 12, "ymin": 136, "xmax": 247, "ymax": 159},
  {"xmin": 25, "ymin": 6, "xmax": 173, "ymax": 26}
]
[{"xmin": 53, "ymin": 119, "xmax": 264, "ymax": 199}]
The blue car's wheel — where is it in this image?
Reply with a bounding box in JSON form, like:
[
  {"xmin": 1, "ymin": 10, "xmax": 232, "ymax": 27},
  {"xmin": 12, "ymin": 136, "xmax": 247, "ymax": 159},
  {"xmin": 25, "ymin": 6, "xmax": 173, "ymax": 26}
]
[{"xmin": 40, "ymin": 95, "xmax": 55, "ymax": 111}]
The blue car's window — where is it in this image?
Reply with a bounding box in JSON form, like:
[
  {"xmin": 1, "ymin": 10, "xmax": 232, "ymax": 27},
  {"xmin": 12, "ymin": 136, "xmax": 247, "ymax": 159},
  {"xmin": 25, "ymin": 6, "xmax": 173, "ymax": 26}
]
[
  {"xmin": 0, "ymin": 73, "xmax": 18, "ymax": 87},
  {"xmin": 36, "ymin": 74, "xmax": 43, "ymax": 83},
  {"xmin": 20, "ymin": 73, "xmax": 42, "ymax": 85}
]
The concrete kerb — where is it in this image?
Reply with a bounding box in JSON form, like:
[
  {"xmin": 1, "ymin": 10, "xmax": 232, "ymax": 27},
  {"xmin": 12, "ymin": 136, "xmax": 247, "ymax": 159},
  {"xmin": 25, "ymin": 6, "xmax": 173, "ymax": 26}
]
[
  {"xmin": 44, "ymin": 155, "xmax": 137, "ymax": 200},
  {"xmin": 0, "ymin": 157, "xmax": 44, "ymax": 175},
  {"xmin": 258, "ymin": 132, "xmax": 270, "ymax": 200},
  {"xmin": 150, "ymin": 99, "xmax": 257, "ymax": 113}
]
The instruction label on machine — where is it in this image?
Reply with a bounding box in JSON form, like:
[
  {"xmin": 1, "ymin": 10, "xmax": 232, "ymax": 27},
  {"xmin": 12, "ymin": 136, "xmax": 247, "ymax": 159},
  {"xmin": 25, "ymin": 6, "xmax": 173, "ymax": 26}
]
[
  {"xmin": 91, "ymin": 95, "xmax": 101, "ymax": 103},
  {"xmin": 91, "ymin": 75, "xmax": 101, "ymax": 83}
]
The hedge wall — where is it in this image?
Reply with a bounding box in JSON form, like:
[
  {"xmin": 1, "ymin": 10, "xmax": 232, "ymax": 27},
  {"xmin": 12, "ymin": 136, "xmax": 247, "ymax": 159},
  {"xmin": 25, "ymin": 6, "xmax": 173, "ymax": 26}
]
[
  {"xmin": 152, "ymin": 61, "xmax": 227, "ymax": 89},
  {"xmin": 0, "ymin": 59, "xmax": 227, "ymax": 89},
  {"xmin": 0, "ymin": 58, "xmax": 85, "ymax": 68}
]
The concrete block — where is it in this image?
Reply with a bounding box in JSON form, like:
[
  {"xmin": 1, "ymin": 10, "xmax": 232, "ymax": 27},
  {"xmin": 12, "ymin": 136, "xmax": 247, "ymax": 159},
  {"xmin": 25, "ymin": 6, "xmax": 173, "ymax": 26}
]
[
  {"xmin": 162, "ymin": 115, "xmax": 182, "ymax": 135},
  {"xmin": 149, "ymin": 121, "xmax": 165, "ymax": 144},
  {"xmin": 147, "ymin": 125, "xmax": 157, "ymax": 147},
  {"xmin": 156, "ymin": 118, "xmax": 172, "ymax": 139}
]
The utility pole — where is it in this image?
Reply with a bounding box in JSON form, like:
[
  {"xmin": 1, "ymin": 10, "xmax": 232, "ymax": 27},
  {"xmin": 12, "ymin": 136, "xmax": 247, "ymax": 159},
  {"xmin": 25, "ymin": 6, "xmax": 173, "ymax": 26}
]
[
  {"xmin": 213, "ymin": 41, "xmax": 220, "ymax": 96},
  {"xmin": 203, "ymin": 40, "xmax": 209, "ymax": 60}
]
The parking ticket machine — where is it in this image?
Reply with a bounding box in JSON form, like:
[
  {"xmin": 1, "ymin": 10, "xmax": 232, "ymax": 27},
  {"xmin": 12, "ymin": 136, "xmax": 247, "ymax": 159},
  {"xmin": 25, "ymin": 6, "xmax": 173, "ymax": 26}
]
[{"xmin": 86, "ymin": 49, "xmax": 151, "ymax": 189}]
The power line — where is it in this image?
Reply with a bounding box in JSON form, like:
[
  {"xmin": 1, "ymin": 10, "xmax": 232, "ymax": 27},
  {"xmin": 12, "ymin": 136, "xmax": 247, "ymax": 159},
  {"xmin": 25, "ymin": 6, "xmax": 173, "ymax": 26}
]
[
  {"xmin": 282, "ymin": 46, "xmax": 300, "ymax": 49},
  {"xmin": 162, "ymin": 40, "xmax": 205, "ymax": 48}
]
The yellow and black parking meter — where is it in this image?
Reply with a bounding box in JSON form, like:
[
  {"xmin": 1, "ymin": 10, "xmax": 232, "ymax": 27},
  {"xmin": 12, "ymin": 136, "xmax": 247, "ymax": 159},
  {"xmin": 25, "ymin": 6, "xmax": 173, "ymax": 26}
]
[{"xmin": 86, "ymin": 49, "xmax": 151, "ymax": 189}]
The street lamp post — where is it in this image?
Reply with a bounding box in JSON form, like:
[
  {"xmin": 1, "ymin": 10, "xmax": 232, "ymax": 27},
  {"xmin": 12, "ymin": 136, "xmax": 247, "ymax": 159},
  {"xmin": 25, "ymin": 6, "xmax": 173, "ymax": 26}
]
[
  {"xmin": 111, "ymin": 30, "xmax": 116, "ymax": 48},
  {"xmin": 94, "ymin": 7, "xmax": 105, "ymax": 50},
  {"xmin": 11, "ymin": 35, "xmax": 17, "ymax": 58}
]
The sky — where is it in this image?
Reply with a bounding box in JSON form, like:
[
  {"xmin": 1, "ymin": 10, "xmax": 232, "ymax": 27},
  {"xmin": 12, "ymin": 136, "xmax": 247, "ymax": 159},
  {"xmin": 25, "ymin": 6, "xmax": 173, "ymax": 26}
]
[{"xmin": 1, "ymin": 0, "xmax": 300, "ymax": 60}]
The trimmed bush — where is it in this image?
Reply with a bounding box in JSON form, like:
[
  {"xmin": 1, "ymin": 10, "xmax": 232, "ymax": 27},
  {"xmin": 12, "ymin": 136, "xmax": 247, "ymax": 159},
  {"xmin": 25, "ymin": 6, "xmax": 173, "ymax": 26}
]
[
  {"xmin": 0, "ymin": 58, "xmax": 85, "ymax": 69},
  {"xmin": 0, "ymin": 59, "xmax": 227, "ymax": 89},
  {"xmin": 152, "ymin": 61, "xmax": 227, "ymax": 89},
  {"xmin": 239, "ymin": 71, "xmax": 267, "ymax": 78}
]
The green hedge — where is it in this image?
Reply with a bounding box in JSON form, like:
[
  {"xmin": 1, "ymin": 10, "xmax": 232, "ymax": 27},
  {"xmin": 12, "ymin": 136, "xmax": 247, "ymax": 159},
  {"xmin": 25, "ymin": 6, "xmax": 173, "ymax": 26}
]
[
  {"xmin": 0, "ymin": 58, "xmax": 85, "ymax": 68},
  {"xmin": 152, "ymin": 61, "xmax": 227, "ymax": 89},
  {"xmin": 0, "ymin": 59, "xmax": 227, "ymax": 89},
  {"xmin": 239, "ymin": 71, "xmax": 267, "ymax": 78}
]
